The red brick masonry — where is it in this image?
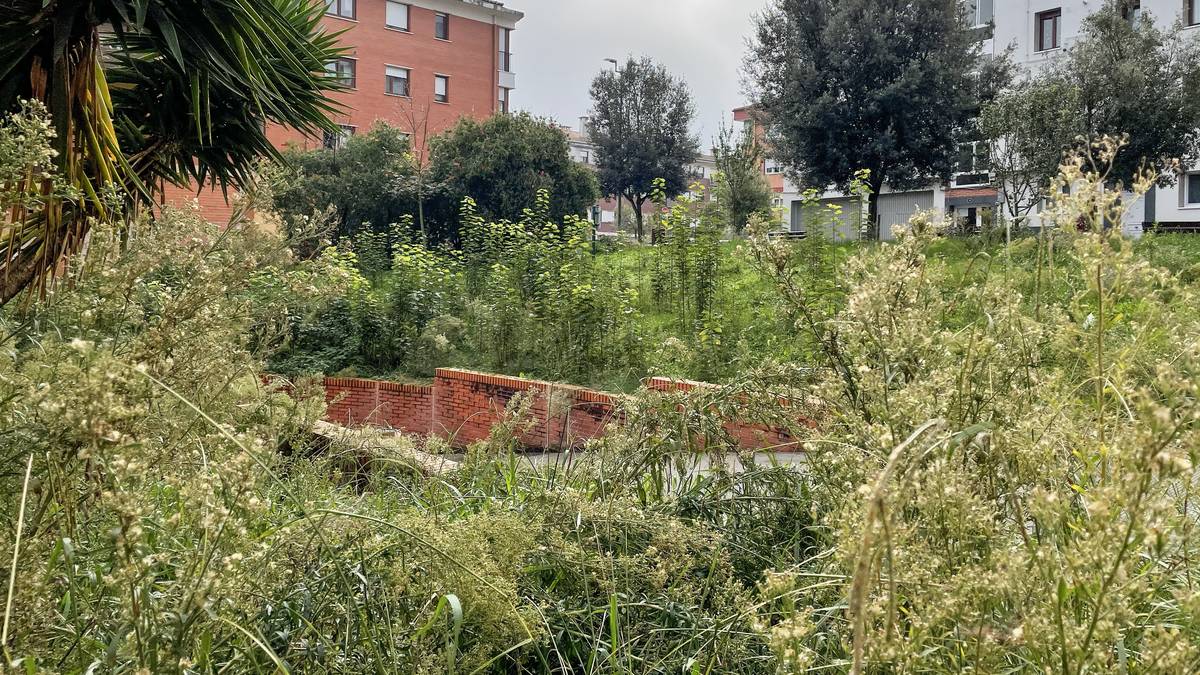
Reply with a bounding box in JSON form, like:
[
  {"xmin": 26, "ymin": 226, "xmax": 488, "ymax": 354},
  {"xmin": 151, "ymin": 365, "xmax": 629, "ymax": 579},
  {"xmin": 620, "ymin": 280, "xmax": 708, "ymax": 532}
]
[{"xmin": 270, "ymin": 368, "xmax": 807, "ymax": 452}]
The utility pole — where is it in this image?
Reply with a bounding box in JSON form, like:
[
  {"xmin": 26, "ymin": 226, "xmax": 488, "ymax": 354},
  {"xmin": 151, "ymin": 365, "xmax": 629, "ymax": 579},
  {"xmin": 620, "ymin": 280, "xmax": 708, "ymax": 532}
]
[{"xmin": 604, "ymin": 57, "xmax": 622, "ymax": 238}]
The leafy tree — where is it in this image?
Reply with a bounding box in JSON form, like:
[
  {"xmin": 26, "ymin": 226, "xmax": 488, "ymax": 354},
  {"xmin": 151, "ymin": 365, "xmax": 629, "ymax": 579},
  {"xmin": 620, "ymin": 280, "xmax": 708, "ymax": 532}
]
[
  {"xmin": 274, "ymin": 123, "xmax": 420, "ymax": 241},
  {"xmin": 745, "ymin": 0, "xmax": 1001, "ymax": 239},
  {"xmin": 980, "ymin": 78, "xmax": 1081, "ymax": 224},
  {"xmin": 0, "ymin": 0, "xmax": 345, "ymax": 304},
  {"xmin": 980, "ymin": 2, "xmax": 1200, "ymax": 225},
  {"xmin": 427, "ymin": 112, "xmax": 598, "ymax": 241},
  {"xmin": 588, "ymin": 57, "xmax": 699, "ymax": 242},
  {"xmin": 712, "ymin": 122, "xmax": 774, "ymax": 234},
  {"xmin": 1025, "ymin": 3, "xmax": 1198, "ymax": 190}
]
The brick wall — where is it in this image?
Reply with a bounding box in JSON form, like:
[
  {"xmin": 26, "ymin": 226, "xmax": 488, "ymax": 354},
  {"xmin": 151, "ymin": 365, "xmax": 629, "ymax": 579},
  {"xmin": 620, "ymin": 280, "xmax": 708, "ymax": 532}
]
[
  {"xmin": 646, "ymin": 377, "xmax": 808, "ymax": 452},
  {"xmin": 431, "ymin": 369, "xmax": 619, "ymax": 450},
  {"xmin": 323, "ymin": 376, "xmax": 434, "ymax": 434},
  {"xmin": 312, "ymin": 368, "xmax": 807, "ymax": 452}
]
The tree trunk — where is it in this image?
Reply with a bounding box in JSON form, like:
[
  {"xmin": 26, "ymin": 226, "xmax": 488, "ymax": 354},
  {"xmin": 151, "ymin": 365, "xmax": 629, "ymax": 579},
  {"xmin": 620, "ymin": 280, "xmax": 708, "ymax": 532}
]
[
  {"xmin": 867, "ymin": 175, "xmax": 885, "ymax": 241},
  {"xmin": 630, "ymin": 195, "xmax": 644, "ymax": 243},
  {"xmin": 0, "ymin": 252, "xmax": 45, "ymax": 307}
]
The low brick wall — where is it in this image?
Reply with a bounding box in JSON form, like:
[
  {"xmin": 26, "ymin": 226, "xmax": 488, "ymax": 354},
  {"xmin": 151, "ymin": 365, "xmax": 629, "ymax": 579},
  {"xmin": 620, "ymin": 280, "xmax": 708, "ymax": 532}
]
[
  {"xmin": 307, "ymin": 368, "xmax": 804, "ymax": 451},
  {"xmin": 323, "ymin": 377, "xmax": 433, "ymax": 434},
  {"xmin": 646, "ymin": 377, "xmax": 807, "ymax": 451}
]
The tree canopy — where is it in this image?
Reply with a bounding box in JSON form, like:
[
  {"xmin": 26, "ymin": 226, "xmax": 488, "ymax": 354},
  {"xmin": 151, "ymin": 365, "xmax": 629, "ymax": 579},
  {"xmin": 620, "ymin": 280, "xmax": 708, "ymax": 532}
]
[
  {"xmin": 980, "ymin": 78, "xmax": 1081, "ymax": 223},
  {"xmin": 428, "ymin": 112, "xmax": 598, "ymax": 239},
  {"xmin": 274, "ymin": 123, "xmax": 420, "ymax": 241},
  {"xmin": 588, "ymin": 57, "xmax": 698, "ymax": 242},
  {"xmin": 745, "ymin": 0, "xmax": 1003, "ymax": 237},
  {"xmin": 979, "ymin": 2, "xmax": 1200, "ymax": 224},
  {"xmin": 712, "ymin": 123, "xmax": 774, "ymax": 234}
]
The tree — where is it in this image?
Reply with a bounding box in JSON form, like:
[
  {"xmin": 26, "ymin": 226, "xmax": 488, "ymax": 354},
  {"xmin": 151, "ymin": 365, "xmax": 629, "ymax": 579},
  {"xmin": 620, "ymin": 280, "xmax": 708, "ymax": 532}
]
[
  {"xmin": 979, "ymin": 2, "xmax": 1200, "ymax": 226},
  {"xmin": 393, "ymin": 99, "xmax": 438, "ymax": 240},
  {"xmin": 745, "ymin": 0, "xmax": 999, "ymax": 239},
  {"xmin": 588, "ymin": 57, "xmax": 699, "ymax": 242},
  {"xmin": 0, "ymin": 0, "xmax": 344, "ymax": 304},
  {"xmin": 712, "ymin": 122, "xmax": 774, "ymax": 234},
  {"xmin": 980, "ymin": 78, "xmax": 1081, "ymax": 225},
  {"xmin": 427, "ymin": 112, "xmax": 597, "ymax": 241},
  {"xmin": 1033, "ymin": 3, "xmax": 1198, "ymax": 189},
  {"xmin": 274, "ymin": 123, "xmax": 420, "ymax": 241}
]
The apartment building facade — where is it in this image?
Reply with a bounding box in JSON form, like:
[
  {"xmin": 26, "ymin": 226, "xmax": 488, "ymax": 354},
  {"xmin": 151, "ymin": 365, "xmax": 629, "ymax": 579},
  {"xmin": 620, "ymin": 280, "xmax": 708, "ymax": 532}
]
[
  {"xmin": 163, "ymin": 0, "xmax": 523, "ymax": 220},
  {"xmin": 754, "ymin": 0, "xmax": 1200, "ymax": 240}
]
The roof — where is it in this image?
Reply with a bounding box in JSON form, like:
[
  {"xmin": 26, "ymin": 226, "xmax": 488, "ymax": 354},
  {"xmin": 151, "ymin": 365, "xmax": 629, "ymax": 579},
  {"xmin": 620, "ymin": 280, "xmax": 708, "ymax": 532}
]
[{"xmin": 447, "ymin": 0, "xmax": 523, "ymax": 24}]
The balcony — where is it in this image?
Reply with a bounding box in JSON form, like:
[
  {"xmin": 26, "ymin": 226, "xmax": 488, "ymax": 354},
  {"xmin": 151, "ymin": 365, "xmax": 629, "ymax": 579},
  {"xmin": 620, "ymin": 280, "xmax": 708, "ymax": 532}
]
[{"xmin": 499, "ymin": 69, "xmax": 516, "ymax": 90}]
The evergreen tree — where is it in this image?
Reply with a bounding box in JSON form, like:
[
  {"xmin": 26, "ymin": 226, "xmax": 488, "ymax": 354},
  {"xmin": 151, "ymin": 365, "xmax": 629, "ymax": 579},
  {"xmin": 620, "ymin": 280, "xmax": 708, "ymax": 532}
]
[
  {"xmin": 745, "ymin": 0, "xmax": 1000, "ymax": 238},
  {"xmin": 588, "ymin": 57, "xmax": 699, "ymax": 242}
]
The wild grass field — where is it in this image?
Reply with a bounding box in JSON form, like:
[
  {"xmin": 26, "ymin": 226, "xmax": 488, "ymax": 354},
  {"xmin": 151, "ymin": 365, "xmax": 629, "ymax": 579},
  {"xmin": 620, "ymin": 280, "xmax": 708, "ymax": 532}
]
[{"xmin": 4, "ymin": 144, "xmax": 1200, "ymax": 672}]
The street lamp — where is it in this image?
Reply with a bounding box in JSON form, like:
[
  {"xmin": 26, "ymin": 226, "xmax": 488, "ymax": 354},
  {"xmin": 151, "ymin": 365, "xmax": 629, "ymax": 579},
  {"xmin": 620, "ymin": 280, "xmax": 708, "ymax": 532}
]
[{"xmin": 603, "ymin": 58, "xmax": 621, "ymax": 236}]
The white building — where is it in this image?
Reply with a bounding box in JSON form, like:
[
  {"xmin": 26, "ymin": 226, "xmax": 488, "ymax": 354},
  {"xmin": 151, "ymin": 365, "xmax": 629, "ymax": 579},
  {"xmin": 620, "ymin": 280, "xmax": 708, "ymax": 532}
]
[{"xmin": 751, "ymin": 0, "xmax": 1200, "ymax": 239}]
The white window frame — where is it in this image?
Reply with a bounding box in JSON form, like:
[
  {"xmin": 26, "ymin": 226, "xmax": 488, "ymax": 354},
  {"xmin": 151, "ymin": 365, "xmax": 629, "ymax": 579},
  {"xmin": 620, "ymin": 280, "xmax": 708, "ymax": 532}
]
[
  {"xmin": 435, "ymin": 12, "xmax": 450, "ymax": 40},
  {"xmin": 964, "ymin": 0, "xmax": 993, "ymax": 27},
  {"xmin": 498, "ymin": 27, "xmax": 511, "ymax": 72},
  {"xmin": 326, "ymin": 0, "xmax": 355, "ymax": 20},
  {"xmin": 434, "ymin": 74, "xmax": 450, "ymax": 103},
  {"xmin": 324, "ymin": 124, "xmax": 356, "ymax": 150},
  {"xmin": 385, "ymin": 1, "xmax": 410, "ymax": 31},
  {"xmin": 385, "ymin": 65, "xmax": 410, "ymax": 97},
  {"xmin": 1185, "ymin": 172, "xmax": 1200, "ymax": 207}
]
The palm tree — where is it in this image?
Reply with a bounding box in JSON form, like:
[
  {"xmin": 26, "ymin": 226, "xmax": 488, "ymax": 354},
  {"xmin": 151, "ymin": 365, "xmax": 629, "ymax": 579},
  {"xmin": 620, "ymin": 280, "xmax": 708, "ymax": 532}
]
[{"xmin": 0, "ymin": 0, "xmax": 346, "ymax": 304}]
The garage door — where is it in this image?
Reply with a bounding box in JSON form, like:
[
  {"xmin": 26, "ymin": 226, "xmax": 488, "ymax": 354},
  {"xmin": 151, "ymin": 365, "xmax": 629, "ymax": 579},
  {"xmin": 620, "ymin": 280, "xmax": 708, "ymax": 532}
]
[
  {"xmin": 792, "ymin": 195, "xmax": 859, "ymax": 240},
  {"xmin": 878, "ymin": 191, "xmax": 935, "ymax": 241}
]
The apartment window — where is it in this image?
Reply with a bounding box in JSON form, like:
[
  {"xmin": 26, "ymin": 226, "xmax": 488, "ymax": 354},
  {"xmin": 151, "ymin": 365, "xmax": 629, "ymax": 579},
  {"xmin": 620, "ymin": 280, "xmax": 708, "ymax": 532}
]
[
  {"xmin": 765, "ymin": 160, "xmax": 784, "ymax": 175},
  {"xmin": 1188, "ymin": 0, "xmax": 1199, "ymax": 27},
  {"xmin": 964, "ymin": 0, "xmax": 993, "ymax": 26},
  {"xmin": 1121, "ymin": 0, "xmax": 1142, "ymax": 23},
  {"xmin": 956, "ymin": 140, "xmax": 991, "ymax": 174},
  {"xmin": 581, "ymin": 149, "xmax": 590, "ymax": 164},
  {"xmin": 498, "ymin": 86, "xmax": 510, "ymax": 113},
  {"xmin": 386, "ymin": 1, "xmax": 409, "ymax": 30},
  {"xmin": 326, "ymin": 58, "xmax": 356, "ymax": 88},
  {"xmin": 1186, "ymin": 173, "xmax": 1200, "ymax": 205},
  {"xmin": 325, "ymin": 0, "xmax": 355, "ymax": 19},
  {"xmin": 435, "ymin": 12, "xmax": 450, "ymax": 40},
  {"xmin": 323, "ymin": 125, "xmax": 355, "ymax": 150},
  {"xmin": 1037, "ymin": 9, "xmax": 1062, "ymax": 51},
  {"xmin": 434, "ymin": 75, "xmax": 449, "ymax": 103},
  {"xmin": 498, "ymin": 28, "xmax": 512, "ymax": 72},
  {"xmin": 386, "ymin": 66, "xmax": 410, "ymax": 97}
]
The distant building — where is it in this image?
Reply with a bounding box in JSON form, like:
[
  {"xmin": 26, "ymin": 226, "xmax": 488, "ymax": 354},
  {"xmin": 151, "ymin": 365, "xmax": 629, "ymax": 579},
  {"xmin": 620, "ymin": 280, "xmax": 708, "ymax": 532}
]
[
  {"xmin": 163, "ymin": 0, "xmax": 524, "ymax": 221},
  {"xmin": 743, "ymin": 0, "xmax": 1200, "ymax": 239}
]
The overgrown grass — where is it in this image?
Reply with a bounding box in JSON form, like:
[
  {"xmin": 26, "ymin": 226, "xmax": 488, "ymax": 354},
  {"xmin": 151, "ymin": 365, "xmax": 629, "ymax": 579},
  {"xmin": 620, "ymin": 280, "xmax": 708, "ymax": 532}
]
[{"xmin": 4, "ymin": 121, "xmax": 1200, "ymax": 672}]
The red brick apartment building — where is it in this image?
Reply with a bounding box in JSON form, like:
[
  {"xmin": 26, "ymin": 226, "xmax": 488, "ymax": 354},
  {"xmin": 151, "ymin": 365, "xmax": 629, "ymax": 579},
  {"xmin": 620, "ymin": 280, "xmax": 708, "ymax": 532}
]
[{"xmin": 163, "ymin": 0, "xmax": 524, "ymax": 220}]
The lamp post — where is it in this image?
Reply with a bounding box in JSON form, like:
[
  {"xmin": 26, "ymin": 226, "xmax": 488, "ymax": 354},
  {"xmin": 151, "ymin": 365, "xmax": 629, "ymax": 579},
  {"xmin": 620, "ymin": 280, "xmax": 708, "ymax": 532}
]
[{"xmin": 603, "ymin": 58, "xmax": 622, "ymax": 237}]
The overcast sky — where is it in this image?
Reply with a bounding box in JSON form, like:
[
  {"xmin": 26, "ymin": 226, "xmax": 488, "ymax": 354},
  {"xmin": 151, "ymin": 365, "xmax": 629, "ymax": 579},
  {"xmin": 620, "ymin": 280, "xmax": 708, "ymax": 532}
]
[{"xmin": 502, "ymin": 0, "xmax": 770, "ymax": 149}]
